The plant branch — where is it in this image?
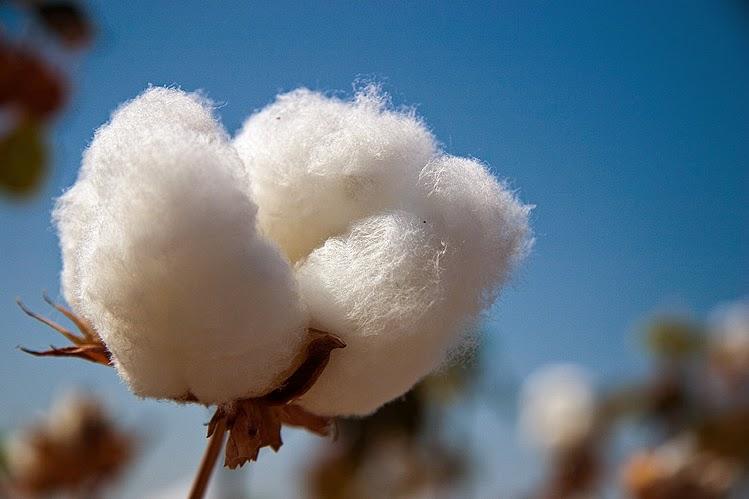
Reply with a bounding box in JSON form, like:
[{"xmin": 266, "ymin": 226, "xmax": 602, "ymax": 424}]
[{"xmin": 188, "ymin": 414, "xmax": 227, "ymax": 499}]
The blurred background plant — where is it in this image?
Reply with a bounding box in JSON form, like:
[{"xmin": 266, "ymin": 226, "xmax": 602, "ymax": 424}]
[
  {"xmin": 0, "ymin": 390, "xmax": 135, "ymax": 497},
  {"xmin": 306, "ymin": 354, "xmax": 481, "ymax": 499},
  {"xmin": 296, "ymin": 299, "xmax": 749, "ymax": 499},
  {"xmin": 518, "ymin": 299, "xmax": 749, "ymax": 499},
  {"xmin": 0, "ymin": 0, "xmax": 92, "ymax": 198}
]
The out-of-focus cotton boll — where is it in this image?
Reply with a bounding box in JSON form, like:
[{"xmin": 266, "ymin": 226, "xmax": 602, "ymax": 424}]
[
  {"xmin": 621, "ymin": 434, "xmax": 739, "ymax": 499},
  {"xmin": 4, "ymin": 430, "xmax": 41, "ymax": 484},
  {"xmin": 296, "ymin": 212, "xmax": 449, "ymax": 416},
  {"xmin": 710, "ymin": 299, "xmax": 749, "ymax": 358},
  {"xmin": 55, "ymin": 88, "xmax": 308, "ymax": 404},
  {"xmin": 233, "ymin": 86, "xmax": 438, "ymax": 262},
  {"xmin": 709, "ymin": 299, "xmax": 749, "ymax": 375},
  {"xmin": 519, "ymin": 364, "xmax": 596, "ymax": 453},
  {"xmin": 44, "ymin": 391, "xmax": 105, "ymax": 447},
  {"xmin": 4, "ymin": 391, "xmax": 135, "ymax": 495}
]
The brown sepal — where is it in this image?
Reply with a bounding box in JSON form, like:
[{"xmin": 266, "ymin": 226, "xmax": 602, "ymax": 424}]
[
  {"xmin": 278, "ymin": 404, "xmax": 334, "ymax": 437},
  {"xmin": 19, "ymin": 343, "xmax": 111, "ymax": 365},
  {"xmin": 209, "ymin": 401, "xmax": 336, "ymax": 469},
  {"xmin": 258, "ymin": 328, "xmax": 345, "ymax": 404},
  {"xmin": 210, "ymin": 330, "xmax": 344, "ymax": 468},
  {"xmin": 17, "ymin": 296, "xmax": 111, "ymax": 366}
]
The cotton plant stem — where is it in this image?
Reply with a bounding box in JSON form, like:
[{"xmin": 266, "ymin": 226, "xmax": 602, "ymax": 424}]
[{"xmin": 189, "ymin": 416, "xmax": 227, "ymax": 499}]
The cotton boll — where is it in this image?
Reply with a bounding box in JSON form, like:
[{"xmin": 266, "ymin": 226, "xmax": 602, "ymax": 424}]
[
  {"xmin": 233, "ymin": 87, "xmax": 438, "ymax": 262},
  {"xmin": 4, "ymin": 392, "xmax": 135, "ymax": 495},
  {"xmin": 709, "ymin": 299, "xmax": 749, "ymax": 376},
  {"xmin": 56, "ymin": 88, "xmax": 308, "ymax": 404},
  {"xmin": 295, "ymin": 211, "xmax": 451, "ymax": 416},
  {"xmin": 4, "ymin": 429, "xmax": 41, "ymax": 484},
  {"xmin": 45, "ymin": 391, "xmax": 105, "ymax": 448},
  {"xmin": 621, "ymin": 435, "xmax": 739, "ymax": 498},
  {"xmin": 519, "ymin": 364, "xmax": 596, "ymax": 453}
]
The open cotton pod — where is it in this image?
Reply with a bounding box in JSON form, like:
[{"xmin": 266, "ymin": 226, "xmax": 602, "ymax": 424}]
[{"xmin": 20, "ymin": 84, "xmax": 532, "ymax": 494}]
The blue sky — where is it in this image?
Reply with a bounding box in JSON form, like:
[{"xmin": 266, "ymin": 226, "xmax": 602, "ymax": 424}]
[{"xmin": 1, "ymin": 1, "xmax": 747, "ymax": 497}]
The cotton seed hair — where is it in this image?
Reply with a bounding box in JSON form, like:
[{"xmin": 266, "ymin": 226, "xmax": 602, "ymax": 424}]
[{"xmin": 55, "ymin": 85, "xmax": 532, "ymax": 415}]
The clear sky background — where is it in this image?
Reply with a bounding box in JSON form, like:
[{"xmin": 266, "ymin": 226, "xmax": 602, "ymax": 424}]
[{"xmin": 1, "ymin": 1, "xmax": 747, "ymax": 497}]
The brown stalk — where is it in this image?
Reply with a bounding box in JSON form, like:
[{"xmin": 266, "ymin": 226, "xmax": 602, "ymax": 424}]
[{"xmin": 188, "ymin": 417, "xmax": 227, "ymax": 499}]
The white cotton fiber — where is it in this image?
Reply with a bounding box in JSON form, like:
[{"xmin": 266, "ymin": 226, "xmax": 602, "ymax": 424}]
[
  {"xmin": 418, "ymin": 155, "xmax": 532, "ymax": 316},
  {"xmin": 519, "ymin": 364, "xmax": 596, "ymax": 452},
  {"xmin": 55, "ymin": 87, "xmax": 226, "ymax": 312},
  {"xmin": 54, "ymin": 88, "xmax": 308, "ymax": 404},
  {"xmin": 296, "ymin": 211, "xmax": 448, "ymax": 415},
  {"xmin": 233, "ymin": 87, "xmax": 530, "ymax": 416},
  {"xmin": 295, "ymin": 155, "xmax": 531, "ymax": 416},
  {"xmin": 233, "ymin": 86, "xmax": 437, "ymax": 262}
]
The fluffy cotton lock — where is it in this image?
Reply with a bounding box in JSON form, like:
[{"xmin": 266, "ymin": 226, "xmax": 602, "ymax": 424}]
[
  {"xmin": 519, "ymin": 364, "xmax": 596, "ymax": 452},
  {"xmin": 295, "ymin": 211, "xmax": 447, "ymax": 415},
  {"xmin": 295, "ymin": 157, "xmax": 531, "ymax": 416},
  {"xmin": 235, "ymin": 87, "xmax": 532, "ymax": 416},
  {"xmin": 233, "ymin": 86, "xmax": 437, "ymax": 262},
  {"xmin": 54, "ymin": 88, "xmax": 308, "ymax": 404}
]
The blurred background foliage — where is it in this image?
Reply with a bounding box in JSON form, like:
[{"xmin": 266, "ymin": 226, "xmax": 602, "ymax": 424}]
[
  {"xmin": 302, "ymin": 302, "xmax": 749, "ymax": 499},
  {"xmin": 0, "ymin": 0, "xmax": 91, "ymax": 198},
  {"xmin": 0, "ymin": 391, "xmax": 135, "ymax": 497},
  {"xmin": 307, "ymin": 357, "xmax": 480, "ymax": 499}
]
